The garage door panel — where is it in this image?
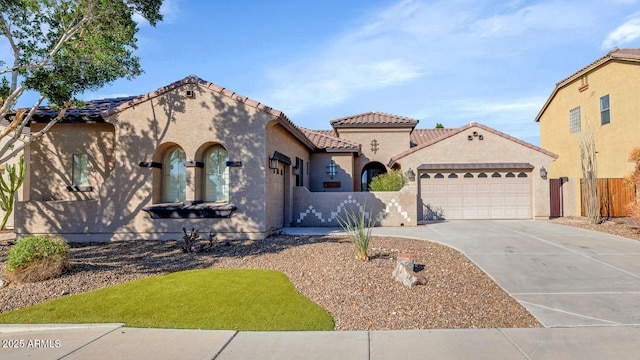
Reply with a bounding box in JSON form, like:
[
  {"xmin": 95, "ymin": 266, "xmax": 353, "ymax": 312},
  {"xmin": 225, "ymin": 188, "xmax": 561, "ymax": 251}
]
[
  {"xmin": 477, "ymin": 184, "xmax": 490, "ymax": 192},
  {"xmin": 433, "ymin": 184, "xmax": 446, "ymax": 192},
  {"xmin": 463, "ymin": 184, "xmax": 477, "ymax": 192},
  {"xmin": 504, "ymin": 184, "xmax": 518, "ymax": 193},
  {"xmin": 420, "ymin": 170, "xmax": 531, "ymax": 220},
  {"xmin": 463, "ymin": 196, "xmax": 477, "ymax": 205}
]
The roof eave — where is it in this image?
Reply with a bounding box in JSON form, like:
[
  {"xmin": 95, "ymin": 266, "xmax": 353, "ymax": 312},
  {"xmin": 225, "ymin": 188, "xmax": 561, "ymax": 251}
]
[{"xmin": 536, "ymin": 50, "xmax": 640, "ymax": 123}]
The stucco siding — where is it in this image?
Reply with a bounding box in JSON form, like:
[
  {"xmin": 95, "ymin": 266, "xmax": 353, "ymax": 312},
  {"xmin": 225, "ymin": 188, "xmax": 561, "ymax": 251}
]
[
  {"xmin": 392, "ymin": 125, "xmax": 555, "ymax": 219},
  {"xmin": 538, "ymin": 60, "xmax": 640, "ymax": 216},
  {"xmin": 540, "ymin": 61, "xmax": 639, "ymax": 181},
  {"xmin": 265, "ymin": 122, "xmax": 311, "ymax": 230},
  {"xmin": 17, "ymin": 84, "xmax": 279, "ymax": 240},
  {"xmin": 309, "ymin": 152, "xmax": 354, "ymax": 192}
]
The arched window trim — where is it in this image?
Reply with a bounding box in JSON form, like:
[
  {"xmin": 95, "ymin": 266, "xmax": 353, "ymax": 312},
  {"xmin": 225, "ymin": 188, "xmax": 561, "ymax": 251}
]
[{"xmin": 204, "ymin": 145, "xmax": 229, "ymax": 203}]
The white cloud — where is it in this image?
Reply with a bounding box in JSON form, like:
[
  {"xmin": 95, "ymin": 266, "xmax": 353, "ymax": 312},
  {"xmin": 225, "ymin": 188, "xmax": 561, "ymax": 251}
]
[
  {"xmin": 602, "ymin": 13, "xmax": 640, "ymax": 49},
  {"xmin": 257, "ymin": 0, "xmax": 600, "ymax": 116},
  {"xmin": 470, "ymin": 1, "xmax": 592, "ymax": 38},
  {"xmin": 258, "ymin": 0, "xmax": 457, "ymax": 114}
]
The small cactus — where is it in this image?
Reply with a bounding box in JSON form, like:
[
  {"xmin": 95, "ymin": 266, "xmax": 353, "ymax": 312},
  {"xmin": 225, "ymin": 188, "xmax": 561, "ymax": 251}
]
[{"xmin": 0, "ymin": 155, "xmax": 25, "ymax": 230}]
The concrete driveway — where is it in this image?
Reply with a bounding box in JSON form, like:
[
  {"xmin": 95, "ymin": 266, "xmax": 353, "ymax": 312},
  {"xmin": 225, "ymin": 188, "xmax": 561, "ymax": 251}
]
[{"xmin": 368, "ymin": 220, "xmax": 640, "ymax": 328}]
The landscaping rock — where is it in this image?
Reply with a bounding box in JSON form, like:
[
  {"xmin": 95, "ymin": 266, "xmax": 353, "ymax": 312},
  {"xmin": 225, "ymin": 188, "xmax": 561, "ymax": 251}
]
[{"xmin": 392, "ymin": 253, "xmax": 427, "ymax": 287}]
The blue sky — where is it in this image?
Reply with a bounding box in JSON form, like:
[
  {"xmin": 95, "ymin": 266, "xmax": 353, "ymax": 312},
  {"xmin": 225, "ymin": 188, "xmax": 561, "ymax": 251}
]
[{"xmin": 19, "ymin": 1, "xmax": 640, "ymax": 145}]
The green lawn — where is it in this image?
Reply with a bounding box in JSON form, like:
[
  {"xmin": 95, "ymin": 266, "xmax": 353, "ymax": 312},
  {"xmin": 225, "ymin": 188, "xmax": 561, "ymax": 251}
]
[{"xmin": 0, "ymin": 269, "xmax": 334, "ymax": 331}]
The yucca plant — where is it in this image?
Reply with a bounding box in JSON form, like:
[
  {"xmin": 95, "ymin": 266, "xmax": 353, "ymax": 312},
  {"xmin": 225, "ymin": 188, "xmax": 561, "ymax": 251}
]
[{"xmin": 337, "ymin": 203, "xmax": 377, "ymax": 261}]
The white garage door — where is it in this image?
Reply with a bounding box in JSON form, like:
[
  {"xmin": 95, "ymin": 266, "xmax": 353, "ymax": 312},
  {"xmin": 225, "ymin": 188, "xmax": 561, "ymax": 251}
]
[{"xmin": 420, "ymin": 170, "xmax": 531, "ymax": 220}]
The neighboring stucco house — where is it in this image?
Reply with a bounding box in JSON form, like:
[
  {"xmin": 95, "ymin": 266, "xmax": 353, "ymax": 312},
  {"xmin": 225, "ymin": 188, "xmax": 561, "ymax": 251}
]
[
  {"xmin": 535, "ymin": 48, "xmax": 640, "ymax": 216},
  {"xmin": 12, "ymin": 76, "xmax": 557, "ymax": 241}
]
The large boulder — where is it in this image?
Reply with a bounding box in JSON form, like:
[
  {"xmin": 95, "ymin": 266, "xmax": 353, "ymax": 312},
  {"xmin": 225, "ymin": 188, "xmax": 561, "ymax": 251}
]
[{"xmin": 392, "ymin": 253, "xmax": 427, "ymax": 287}]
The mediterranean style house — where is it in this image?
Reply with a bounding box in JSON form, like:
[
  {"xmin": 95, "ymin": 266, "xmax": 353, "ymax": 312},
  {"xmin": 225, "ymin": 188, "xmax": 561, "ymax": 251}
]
[
  {"xmin": 535, "ymin": 48, "xmax": 640, "ymax": 216},
  {"xmin": 12, "ymin": 76, "xmax": 556, "ymax": 241}
]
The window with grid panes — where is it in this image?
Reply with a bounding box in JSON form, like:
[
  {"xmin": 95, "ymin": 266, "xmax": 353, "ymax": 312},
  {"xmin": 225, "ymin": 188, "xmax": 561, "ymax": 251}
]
[
  {"xmin": 569, "ymin": 106, "xmax": 581, "ymax": 133},
  {"xmin": 600, "ymin": 95, "xmax": 610, "ymax": 125}
]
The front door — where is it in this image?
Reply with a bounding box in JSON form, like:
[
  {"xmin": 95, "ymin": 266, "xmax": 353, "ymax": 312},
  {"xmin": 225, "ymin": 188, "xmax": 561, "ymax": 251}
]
[{"xmin": 361, "ymin": 162, "xmax": 387, "ymax": 191}]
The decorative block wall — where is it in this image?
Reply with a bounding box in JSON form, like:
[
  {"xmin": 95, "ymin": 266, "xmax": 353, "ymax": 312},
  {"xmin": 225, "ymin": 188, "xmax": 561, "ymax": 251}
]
[{"xmin": 292, "ymin": 187, "xmax": 417, "ymax": 227}]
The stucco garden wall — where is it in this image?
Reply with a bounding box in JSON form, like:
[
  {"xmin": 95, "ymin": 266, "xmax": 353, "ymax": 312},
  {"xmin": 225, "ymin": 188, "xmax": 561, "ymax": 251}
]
[{"xmin": 292, "ymin": 185, "xmax": 417, "ymax": 227}]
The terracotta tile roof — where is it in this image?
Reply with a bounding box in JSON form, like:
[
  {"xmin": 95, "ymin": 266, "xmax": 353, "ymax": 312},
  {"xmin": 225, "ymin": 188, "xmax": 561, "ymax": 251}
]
[
  {"xmin": 26, "ymin": 76, "xmax": 316, "ymax": 150},
  {"xmin": 410, "ymin": 128, "xmax": 458, "ymax": 146},
  {"xmin": 30, "ymin": 96, "xmax": 140, "ymax": 123},
  {"xmin": 299, "ymin": 128, "xmax": 360, "ymax": 152},
  {"xmin": 389, "ymin": 122, "xmax": 557, "ymax": 167},
  {"xmin": 330, "ymin": 111, "xmax": 419, "ymax": 129},
  {"xmin": 535, "ymin": 48, "xmax": 640, "ymax": 122}
]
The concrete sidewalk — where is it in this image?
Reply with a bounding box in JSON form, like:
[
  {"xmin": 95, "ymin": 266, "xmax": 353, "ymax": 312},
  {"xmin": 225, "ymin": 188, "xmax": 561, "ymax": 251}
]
[
  {"xmin": 2, "ymin": 220, "xmax": 640, "ymax": 359},
  {"xmin": 2, "ymin": 323, "xmax": 640, "ymax": 359}
]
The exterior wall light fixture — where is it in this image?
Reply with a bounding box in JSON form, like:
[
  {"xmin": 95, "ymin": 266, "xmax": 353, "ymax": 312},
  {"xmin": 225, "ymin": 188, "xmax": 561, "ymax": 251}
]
[
  {"xmin": 405, "ymin": 168, "xmax": 416, "ymax": 181},
  {"xmin": 269, "ymin": 153, "xmax": 279, "ymax": 170},
  {"xmin": 269, "ymin": 151, "xmax": 291, "ymax": 173},
  {"xmin": 540, "ymin": 166, "xmax": 548, "ymax": 179}
]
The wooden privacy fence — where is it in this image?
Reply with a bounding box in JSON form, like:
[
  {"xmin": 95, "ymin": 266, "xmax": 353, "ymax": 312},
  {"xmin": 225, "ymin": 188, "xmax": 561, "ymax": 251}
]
[{"xmin": 581, "ymin": 178, "xmax": 636, "ymax": 218}]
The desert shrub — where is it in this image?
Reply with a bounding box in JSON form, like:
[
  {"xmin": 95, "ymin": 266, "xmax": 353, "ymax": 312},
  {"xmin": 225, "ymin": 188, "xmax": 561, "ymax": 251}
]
[
  {"xmin": 625, "ymin": 147, "xmax": 640, "ymax": 221},
  {"xmin": 369, "ymin": 170, "xmax": 406, "ymax": 191},
  {"xmin": 337, "ymin": 203, "xmax": 378, "ymax": 261},
  {"xmin": 181, "ymin": 227, "xmax": 217, "ymax": 253},
  {"xmin": 5, "ymin": 235, "xmax": 69, "ymax": 283}
]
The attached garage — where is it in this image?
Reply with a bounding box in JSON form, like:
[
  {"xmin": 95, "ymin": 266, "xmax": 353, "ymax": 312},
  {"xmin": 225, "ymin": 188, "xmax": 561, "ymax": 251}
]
[{"xmin": 419, "ymin": 163, "xmax": 534, "ymax": 220}]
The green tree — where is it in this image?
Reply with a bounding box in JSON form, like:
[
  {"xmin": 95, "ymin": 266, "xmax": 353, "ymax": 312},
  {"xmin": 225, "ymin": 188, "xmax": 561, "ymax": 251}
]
[
  {"xmin": 0, "ymin": 0, "xmax": 163, "ymax": 164},
  {"xmin": 435, "ymin": 122, "xmax": 444, "ymax": 128}
]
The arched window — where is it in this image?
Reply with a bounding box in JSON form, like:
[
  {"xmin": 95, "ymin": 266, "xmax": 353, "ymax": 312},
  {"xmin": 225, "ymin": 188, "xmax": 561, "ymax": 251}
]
[
  {"xmin": 204, "ymin": 145, "xmax": 229, "ymax": 202},
  {"xmin": 163, "ymin": 146, "xmax": 186, "ymax": 202}
]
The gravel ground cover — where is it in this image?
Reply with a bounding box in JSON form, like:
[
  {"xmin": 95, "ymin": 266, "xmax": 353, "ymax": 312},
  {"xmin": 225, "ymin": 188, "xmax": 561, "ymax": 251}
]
[
  {"xmin": 0, "ymin": 235, "xmax": 542, "ymax": 330},
  {"xmin": 550, "ymin": 216, "xmax": 640, "ymax": 241}
]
